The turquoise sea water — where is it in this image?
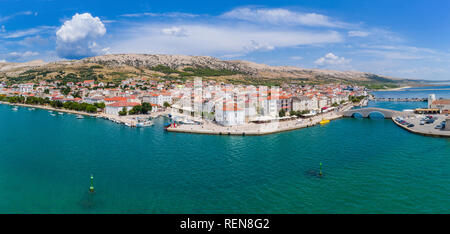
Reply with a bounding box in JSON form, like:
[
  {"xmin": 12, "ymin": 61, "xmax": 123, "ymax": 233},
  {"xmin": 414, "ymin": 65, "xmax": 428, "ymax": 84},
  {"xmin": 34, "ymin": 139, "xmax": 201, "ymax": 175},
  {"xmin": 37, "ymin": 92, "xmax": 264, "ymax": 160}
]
[
  {"xmin": 0, "ymin": 99, "xmax": 449, "ymax": 213},
  {"xmin": 372, "ymin": 85, "xmax": 450, "ymax": 99}
]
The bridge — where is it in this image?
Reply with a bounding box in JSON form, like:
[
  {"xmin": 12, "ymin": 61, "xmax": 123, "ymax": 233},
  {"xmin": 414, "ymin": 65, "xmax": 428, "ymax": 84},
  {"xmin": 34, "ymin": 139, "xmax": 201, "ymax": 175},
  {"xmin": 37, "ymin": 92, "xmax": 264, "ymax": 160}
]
[{"xmin": 342, "ymin": 107, "xmax": 403, "ymax": 119}]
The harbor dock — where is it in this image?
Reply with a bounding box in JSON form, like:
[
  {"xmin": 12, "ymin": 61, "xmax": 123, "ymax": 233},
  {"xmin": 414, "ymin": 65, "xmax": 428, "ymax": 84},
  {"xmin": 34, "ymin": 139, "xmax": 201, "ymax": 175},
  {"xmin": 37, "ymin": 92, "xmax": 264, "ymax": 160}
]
[{"xmin": 392, "ymin": 115, "xmax": 450, "ymax": 137}]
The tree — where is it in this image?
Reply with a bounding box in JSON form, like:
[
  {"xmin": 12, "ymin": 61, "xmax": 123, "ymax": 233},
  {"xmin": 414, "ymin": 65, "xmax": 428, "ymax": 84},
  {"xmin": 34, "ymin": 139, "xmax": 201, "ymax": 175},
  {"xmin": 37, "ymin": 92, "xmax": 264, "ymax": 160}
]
[
  {"xmin": 85, "ymin": 105, "xmax": 97, "ymax": 113},
  {"xmin": 141, "ymin": 102, "xmax": 152, "ymax": 114},
  {"xmin": 118, "ymin": 107, "xmax": 127, "ymax": 116},
  {"xmin": 279, "ymin": 109, "xmax": 286, "ymax": 117},
  {"xmin": 301, "ymin": 110, "xmax": 310, "ymax": 115},
  {"xmin": 73, "ymin": 92, "xmax": 81, "ymax": 98},
  {"xmin": 44, "ymin": 89, "xmax": 49, "ymax": 94},
  {"xmin": 95, "ymin": 102, "xmax": 105, "ymax": 109},
  {"xmin": 163, "ymin": 102, "xmax": 171, "ymax": 108},
  {"xmin": 129, "ymin": 105, "xmax": 142, "ymax": 115},
  {"xmin": 61, "ymin": 87, "xmax": 71, "ymax": 96}
]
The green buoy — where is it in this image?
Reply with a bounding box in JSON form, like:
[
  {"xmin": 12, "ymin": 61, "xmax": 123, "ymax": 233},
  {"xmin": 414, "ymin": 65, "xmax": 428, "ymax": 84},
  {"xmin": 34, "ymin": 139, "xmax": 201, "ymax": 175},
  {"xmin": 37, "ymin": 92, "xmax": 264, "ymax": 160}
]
[
  {"xmin": 89, "ymin": 174, "xmax": 94, "ymax": 193},
  {"xmin": 319, "ymin": 162, "xmax": 323, "ymax": 176}
]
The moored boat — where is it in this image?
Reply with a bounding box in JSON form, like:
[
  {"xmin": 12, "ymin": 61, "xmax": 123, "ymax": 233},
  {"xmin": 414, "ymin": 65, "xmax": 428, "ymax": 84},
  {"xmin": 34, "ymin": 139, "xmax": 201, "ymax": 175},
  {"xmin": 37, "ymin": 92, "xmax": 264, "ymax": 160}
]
[
  {"xmin": 319, "ymin": 119, "xmax": 330, "ymax": 125},
  {"xmin": 76, "ymin": 114, "xmax": 84, "ymax": 119}
]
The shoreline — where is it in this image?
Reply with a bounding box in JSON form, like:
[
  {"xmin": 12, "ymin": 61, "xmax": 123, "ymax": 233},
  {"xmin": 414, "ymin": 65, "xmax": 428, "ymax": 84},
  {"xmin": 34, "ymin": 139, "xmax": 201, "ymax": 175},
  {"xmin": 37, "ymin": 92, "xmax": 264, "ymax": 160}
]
[
  {"xmin": 377, "ymin": 86, "xmax": 412, "ymax": 91},
  {"xmin": 0, "ymin": 101, "xmax": 170, "ymax": 126},
  {"xmin": 1, "ymin": 100, "xmax": 362, "ymax": 136},
  {"xmin": 167, "ymin": 113, "xmax": 343, "ymax": 136},
  {"xmin": 0, "ymin": 102, "xmax": 99, "ymax": 117},
  {"xmin": 166, "ymin": 103, "xmax": 356, "ymax": 136}
]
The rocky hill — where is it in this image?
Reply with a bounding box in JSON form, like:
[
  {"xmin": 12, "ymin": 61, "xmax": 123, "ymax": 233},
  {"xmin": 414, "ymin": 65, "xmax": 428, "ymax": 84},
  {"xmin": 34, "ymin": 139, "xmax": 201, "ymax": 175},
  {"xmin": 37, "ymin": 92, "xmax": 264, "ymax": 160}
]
[{"xmin": 0, "ymin": 54, "xmax": 417, "ymax": 88}]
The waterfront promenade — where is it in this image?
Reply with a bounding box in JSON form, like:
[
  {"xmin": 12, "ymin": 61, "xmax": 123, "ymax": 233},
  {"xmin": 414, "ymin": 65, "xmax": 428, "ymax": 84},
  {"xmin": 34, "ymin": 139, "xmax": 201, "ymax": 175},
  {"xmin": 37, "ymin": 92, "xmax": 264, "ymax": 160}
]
[
  {"xmin": 167, "ymin": 111, "xmax": 343, "ymax": 135},
  {"xmin": 166, "ymin": 104, "xmax": 354, "ymax": 136},
  {"xmin": 1, "ymin": 102, "xmax": 99, "ymax": 117},
  {"xmin": 0, "ymin": 101, "xmax": 169, "ymax": 126}
]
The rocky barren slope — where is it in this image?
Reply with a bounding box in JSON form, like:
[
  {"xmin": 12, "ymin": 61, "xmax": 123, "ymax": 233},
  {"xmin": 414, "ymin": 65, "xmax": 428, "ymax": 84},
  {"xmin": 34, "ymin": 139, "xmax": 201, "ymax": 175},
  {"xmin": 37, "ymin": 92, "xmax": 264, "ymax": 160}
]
[{"xmin": 0, "ymin": 54, "xmax": 416, "ymax": 87}]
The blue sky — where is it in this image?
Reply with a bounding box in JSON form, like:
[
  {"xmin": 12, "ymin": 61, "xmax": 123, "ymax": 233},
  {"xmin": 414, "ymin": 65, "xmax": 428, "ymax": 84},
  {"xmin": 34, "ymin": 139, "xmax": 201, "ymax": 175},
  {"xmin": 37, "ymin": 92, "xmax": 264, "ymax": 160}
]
[{"xmin": 1, "ymin": 0, "xmax": 450, "ymax": 80}]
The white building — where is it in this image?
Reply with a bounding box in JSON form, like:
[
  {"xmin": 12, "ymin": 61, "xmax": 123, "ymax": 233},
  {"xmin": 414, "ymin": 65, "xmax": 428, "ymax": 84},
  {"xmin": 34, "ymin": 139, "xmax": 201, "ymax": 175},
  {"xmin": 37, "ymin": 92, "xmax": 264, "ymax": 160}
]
[
  {"xmin": 18, "ymin": 83, "xmax": 34, "ymax": 93},
  {"xmin": 215, "ymin": 103, "xmax": 245, "ymax": 126},
  {"xmin": 146, "ymin": 93, "xmax": 172, "ymax": 106},
  {"xmin": 292, "ymin": 96, "xmax": 315, "ymax": 112},
  {"xmin": 105, "ymin": 102, "xmax": 140, "ymax": 115},
  {"xmin": 428, "ymin": 94, "xmax": 436, "ymax": 109}
]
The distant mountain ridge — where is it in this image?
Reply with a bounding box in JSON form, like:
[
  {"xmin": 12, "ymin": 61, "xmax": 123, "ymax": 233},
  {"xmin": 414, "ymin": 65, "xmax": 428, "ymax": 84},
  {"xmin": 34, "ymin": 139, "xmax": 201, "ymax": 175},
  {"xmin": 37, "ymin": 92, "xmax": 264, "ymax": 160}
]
[
  {"xmin": 0, "ymin": 54, "xmax": 418, "ymax": 87},
  {"xmin": 81, "ymin": 54, "xmax": 400, "ymax": 82}
]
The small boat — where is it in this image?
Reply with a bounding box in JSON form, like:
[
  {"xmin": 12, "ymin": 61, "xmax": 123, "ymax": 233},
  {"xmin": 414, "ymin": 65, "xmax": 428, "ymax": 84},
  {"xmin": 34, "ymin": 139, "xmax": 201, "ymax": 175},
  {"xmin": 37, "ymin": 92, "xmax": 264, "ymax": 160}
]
[
  {"xmin": 136, "ymin": 121, "xmax": 153, "ymax": 127},
  {"xmin": 76, "ymin": 115, "xmax": 84, "ymax": 119},
  {"xmin": 28, "ymin": 108, "xmax": 35, "ymax": 111},
  {"xmin": 58, "ymin": 112, "xmax": 64, "ymax": 115},
  {"xmin": 50, "ymin": 113, "xmax": 56, "ymax": 116},
  {"xmin": 319, "ymin": 119, "xmax": 330, "ymax": 125},
  {"xmin": 12, "ymin": 107, "xmax": 18, "ymax": 111},
  {"xmin": 164, "ymin": 123, "xmax": 172, "ymax": 129}
]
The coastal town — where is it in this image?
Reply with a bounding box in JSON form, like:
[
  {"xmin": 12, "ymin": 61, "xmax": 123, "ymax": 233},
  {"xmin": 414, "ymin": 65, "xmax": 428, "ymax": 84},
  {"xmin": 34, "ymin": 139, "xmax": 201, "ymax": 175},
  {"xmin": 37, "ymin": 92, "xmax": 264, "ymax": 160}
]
[
  {"xmin": 0, "ymin": 77, "xmax": 369, "ymax": 132},
  {"xmin": 2, "ymin": 76, "xmax": 450, "ymax": 136}
]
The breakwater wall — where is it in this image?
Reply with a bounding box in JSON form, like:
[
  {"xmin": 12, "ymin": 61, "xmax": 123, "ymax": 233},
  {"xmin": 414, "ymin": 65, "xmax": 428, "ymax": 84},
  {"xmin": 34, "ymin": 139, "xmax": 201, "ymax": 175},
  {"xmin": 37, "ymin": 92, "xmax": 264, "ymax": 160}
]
[{"xmin": 369, "ymin": 97, "xmax": 427, "ymax": 102}]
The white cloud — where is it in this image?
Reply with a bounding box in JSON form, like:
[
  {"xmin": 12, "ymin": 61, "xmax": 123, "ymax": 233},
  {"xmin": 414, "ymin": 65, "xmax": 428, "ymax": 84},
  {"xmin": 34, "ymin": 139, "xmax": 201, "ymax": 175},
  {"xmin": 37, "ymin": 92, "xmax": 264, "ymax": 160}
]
[
  {"xmin": 109, "ymin": 24, "xmax": 343, "ymax": 56},
  {"xmin": 0, "ymin": 59, "xmax": 6, "ymax": 63},
  {"xmin": 348, "ymin": 30, "xmax": 370, "ymax": 37},
  {"xmin": 314, "ymin": 53, "xmax": 350, "ymax": 66},
  {"xmin": 3, "ymin": 26, "xmax": 55, "ymax": 39},
  {"xmin": 355, "ymin": 45, "xmax": 447, "ymax": 61},
  {"xmin": 1, "ymin": 25, "xmax": 5, "ymax": 33},
  {"xmin": 244, "ymin": 40, "xmax": 275, "ymax": 52},
  {"xmin": 0, "ymin": 11, "xmax": 34, "ymax": 23},
  {"xmin": 5, "ymin": 51, "xmax": 39, "ymax": 60},
  {"xmin": 222, "ymin": 7, "xmax": 346, "ymax": 28},
  {"xmin": 120, "ymin": 12, "xmax": 199, "ymax": 18},
  {"xmin": 290, "ymin": 56, "xmax": 303, "ymax": 60},
  {"xmin": 56, "ymin": 13, "xmax": 106, "ymax": 59},
  {"xmin": 161, "ymin": 26, "xmax": 188, "ymax": 37}
]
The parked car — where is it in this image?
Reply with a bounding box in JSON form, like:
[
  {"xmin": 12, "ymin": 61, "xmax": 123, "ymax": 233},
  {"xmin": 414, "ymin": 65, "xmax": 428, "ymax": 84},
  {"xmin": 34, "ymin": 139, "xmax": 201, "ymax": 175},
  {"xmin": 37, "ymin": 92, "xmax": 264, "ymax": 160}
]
[
  {"xmin": 407, "ymin": 124, "xmax": 415, "ymax": 128},
  {"xmin": 435, "ymin": 125, "xmax": 442, "ymax": 129},
  {"xmin": 420, "ymin": 120, "xmax": 425, "ymax": 125}
]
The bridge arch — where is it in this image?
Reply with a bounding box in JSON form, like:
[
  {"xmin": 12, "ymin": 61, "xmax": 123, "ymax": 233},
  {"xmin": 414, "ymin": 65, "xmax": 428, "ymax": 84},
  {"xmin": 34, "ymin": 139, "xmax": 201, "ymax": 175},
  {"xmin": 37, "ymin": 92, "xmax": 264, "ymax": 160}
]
[
  {"xmin": 367, "ymin": 111, "xmax": 385, "ymax": 119},
  {"xmin": 351, "ymin": 112, "xmax": 364, "ymax": 118},
  {"xmin": 342, "ymin": 108, "xmax": 402, "ymax": 119}
]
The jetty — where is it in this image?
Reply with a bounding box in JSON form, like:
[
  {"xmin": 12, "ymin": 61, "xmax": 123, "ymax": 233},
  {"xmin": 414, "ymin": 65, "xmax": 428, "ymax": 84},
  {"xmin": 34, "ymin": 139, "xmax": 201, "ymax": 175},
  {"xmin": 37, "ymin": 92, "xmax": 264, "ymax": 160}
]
[
  {"xmin": 369, "ymin": 97, "xmax": 427, "ymax": 102},
  {"xmin": 392, "ymin": 115, "xmax": 450, "ymax": 138}
]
